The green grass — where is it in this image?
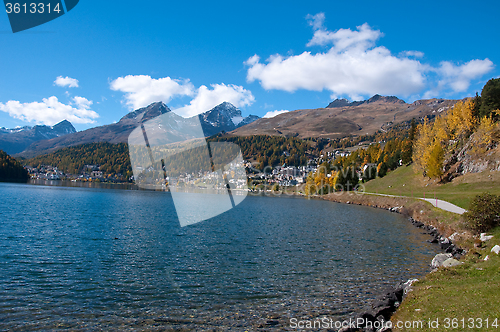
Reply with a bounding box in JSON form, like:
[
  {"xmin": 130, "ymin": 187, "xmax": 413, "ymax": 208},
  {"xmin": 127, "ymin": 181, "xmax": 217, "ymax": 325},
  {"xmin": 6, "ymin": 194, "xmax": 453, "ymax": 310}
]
[
  {"xmin": 391, "ymin": 227, "xmax": 500, "ymax": 331},
  {"xmin": 360, "ymin": 165, "xmax": 500, "ymax": 330},
  {"xmin": 362, "ymin": 165, "xmax": 500, "ymax": 209}
]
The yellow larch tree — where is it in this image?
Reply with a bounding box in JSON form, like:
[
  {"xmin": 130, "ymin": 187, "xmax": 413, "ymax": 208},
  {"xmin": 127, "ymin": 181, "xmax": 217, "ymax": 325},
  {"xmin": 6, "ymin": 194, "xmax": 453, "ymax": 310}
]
[{"xmin": 446, "ymin": 99, "xmax": 478, "ymax": 140}]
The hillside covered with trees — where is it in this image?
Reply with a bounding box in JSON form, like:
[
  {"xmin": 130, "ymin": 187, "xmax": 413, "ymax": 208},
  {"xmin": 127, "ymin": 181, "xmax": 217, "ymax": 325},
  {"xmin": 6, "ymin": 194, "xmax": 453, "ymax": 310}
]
[
  {"xmin": 208, "ymin": 135, "xmax": 317, "ymax": 168},
  {"xmin": 25, "ymin": 143, "xmax": 133, "ymax": 178},
  {"xmin": 413, "ymin": 78, "xmax": 500, "ymax": 181},
  {"xmin": 0, "ymin": 150, "xmax": 29, "ymax": 182},
  {"xmin": 24, "ymin": 135, "xmax": 321, "ymax": 178},
  {"xmin": 304, "ymin": 133, "xmax": 414, "ymax": 195},
  {"xmin": 304, "ymin": 78, "xmax": 500, "ymax": 195}
]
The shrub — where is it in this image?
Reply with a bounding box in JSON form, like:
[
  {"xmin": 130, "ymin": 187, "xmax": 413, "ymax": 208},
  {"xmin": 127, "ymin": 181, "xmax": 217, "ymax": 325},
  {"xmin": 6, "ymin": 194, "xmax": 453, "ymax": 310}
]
[
  {"xmin": 463, "ymin": 193, "xmax": 500, "ymax": 233},
  {"xmin": 362, "ymin": 165, "xmax": 377, "ymax": 182}
]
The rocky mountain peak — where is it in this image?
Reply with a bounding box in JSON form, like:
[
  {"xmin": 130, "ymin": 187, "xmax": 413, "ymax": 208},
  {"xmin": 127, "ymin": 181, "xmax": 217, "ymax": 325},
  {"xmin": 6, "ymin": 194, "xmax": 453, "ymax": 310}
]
[
  {"xmin": 326, "ymin": 95, "xmax": 406, "ymax": 108},
  {"xmin": 52, "ymin": 120, "xmax": 76, "ymax": 134},
  {"xmin": 198, "ymin": 102, "xmax": 260, "ymax": 136},
  {"xmin": 326, "ymin": 98, "xmax": 353, "ymax": 108},
  {"xmin": 219, "ymin": 101, "xmax": 237, "ymax": 109},
  {"xmin": 366, "ymin": 94, "xmax": 405, "ymax": 104},
  {"xmin": 201, "ymin": 102, "xmax": 241, "ymax": 125},
  {"xmin": 119, "ymin": 101, "xmax": 171, "ymax": 123}
]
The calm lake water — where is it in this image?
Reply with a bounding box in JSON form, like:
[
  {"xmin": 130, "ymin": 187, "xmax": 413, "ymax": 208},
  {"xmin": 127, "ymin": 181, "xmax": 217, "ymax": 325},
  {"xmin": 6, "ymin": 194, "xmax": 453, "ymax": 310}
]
[{"xmin": 0, "ymin": 182, "xmax": 440, "ymax": 331}]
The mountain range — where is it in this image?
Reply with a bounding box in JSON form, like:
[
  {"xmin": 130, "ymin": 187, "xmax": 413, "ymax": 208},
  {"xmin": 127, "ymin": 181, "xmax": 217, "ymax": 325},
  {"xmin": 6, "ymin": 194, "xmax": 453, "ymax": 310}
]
[
  {"xmin": 13, "ymin": 102, "xmax": 260, "ymax": 158},
  {"xmin": 230, "ymin": 95, "xmax": 458, "ymax": 139},
  {"xmin": 0, "ymin": 120, "xmax": 76, "ymax": 155},
  {"xmin": 1, "ymin": 95, "xmax": 463, "ymax": 158}
]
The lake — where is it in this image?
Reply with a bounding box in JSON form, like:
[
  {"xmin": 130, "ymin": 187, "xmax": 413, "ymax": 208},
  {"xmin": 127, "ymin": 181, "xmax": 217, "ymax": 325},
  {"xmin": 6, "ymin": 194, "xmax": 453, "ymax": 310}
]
[{"xmin": 0, "ymin": 182, "xmax": 440, "ymax": 331}]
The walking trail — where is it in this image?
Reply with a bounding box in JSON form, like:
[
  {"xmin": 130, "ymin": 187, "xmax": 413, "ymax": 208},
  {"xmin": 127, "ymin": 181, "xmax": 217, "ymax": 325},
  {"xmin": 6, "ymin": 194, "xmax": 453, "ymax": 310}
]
[{"xmin": 363, "ymin": 192, "xmax": 467, "ymax": 215}]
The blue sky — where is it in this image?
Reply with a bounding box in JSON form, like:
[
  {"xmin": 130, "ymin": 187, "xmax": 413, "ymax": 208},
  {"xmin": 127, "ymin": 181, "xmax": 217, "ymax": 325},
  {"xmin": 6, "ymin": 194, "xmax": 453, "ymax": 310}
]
[{"xmin": 0, "ymin": 0, "xmax": 499, "ymax": 131}]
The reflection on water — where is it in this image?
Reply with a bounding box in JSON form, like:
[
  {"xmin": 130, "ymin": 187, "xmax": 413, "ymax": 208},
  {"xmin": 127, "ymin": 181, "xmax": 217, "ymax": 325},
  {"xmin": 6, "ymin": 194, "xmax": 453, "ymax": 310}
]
[
  {"xmin": 29, "ymin": 179, "xmax": 140, "ymax": 190},
  {"xmin": 0, "ymin": 182, "xmax": 440, "ymax": 331}
]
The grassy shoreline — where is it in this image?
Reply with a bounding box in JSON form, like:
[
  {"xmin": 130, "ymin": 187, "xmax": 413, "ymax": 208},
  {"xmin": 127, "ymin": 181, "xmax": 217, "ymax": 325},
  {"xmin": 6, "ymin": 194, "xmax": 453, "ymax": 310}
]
[
  {"xmin": 316, "ymin": 168, "xmax": 500, "ymax": 331},
  {"xmin": 361, "ymin": 165, "xmax": 500, "ymax": 210}
]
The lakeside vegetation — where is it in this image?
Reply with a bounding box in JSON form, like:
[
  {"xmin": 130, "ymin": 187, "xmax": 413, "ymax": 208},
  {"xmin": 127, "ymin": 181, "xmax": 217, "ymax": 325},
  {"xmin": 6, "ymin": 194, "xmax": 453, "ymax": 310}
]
[
  {"xmin": 25, "ymin": 142, "xmax": 133, "ymax": 178},
  {"xmin": 0, "ymin": 150, "xmax": 29, "ymax": 182},
  {"xmin": 391, "ymin": 226, "xmax": 500, "ymax": 332},
  {"xmin": 323, "ymin": 180, "xmax": 500, "ymax": 331},
  {"xmin": 362, "ymin": 164, "xmax": 500, "ymax": 209}
]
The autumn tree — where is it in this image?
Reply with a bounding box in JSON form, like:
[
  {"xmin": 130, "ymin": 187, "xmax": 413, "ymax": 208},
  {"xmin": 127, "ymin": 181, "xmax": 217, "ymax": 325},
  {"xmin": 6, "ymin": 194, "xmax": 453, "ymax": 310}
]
[
  {"xmin": 305, "ymin": 173, "xmax": 317, "ymax": 195},
  {"xmin": 332, "ymin": 167, "xmax": 359, "ymax": 191},
  {"xmin": 413, "ymin": 118, "xmax": 435, "ymax": 175},
  {"xmin": 400, "ymin": 138, "xmax": 413, "ymax": 164},
  {"xmin": 413, "ymin": 98, "xmax": 479, "ymax": 179},
  {"xmin": 446, "ymin": 99, "xmax": 478, "ymax": 140},
  {"xmin": 426, "ymin": 142, "xmax": 444, "ymax": 179},
  {"xmin": 470, "ymin": 116, "xmax": 500, "ymax": 156}
]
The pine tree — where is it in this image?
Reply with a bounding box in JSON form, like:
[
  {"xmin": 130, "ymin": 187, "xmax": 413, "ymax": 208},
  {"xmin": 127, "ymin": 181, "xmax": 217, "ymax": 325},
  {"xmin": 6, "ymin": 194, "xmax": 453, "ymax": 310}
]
[{"xmin": 479, "ymin": 78, "xmax": 500, "ymax": 118}]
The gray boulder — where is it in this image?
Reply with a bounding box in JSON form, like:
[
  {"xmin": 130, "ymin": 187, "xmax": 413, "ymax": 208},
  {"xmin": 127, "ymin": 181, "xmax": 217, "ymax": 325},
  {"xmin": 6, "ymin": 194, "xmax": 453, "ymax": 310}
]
[
  {"xmin": 442, "ymin": 258, "xmax": 462, "ymax": 267},
  {"xmin": 431, "ymin": 253, "xmax": 452, "ymax": 268}
]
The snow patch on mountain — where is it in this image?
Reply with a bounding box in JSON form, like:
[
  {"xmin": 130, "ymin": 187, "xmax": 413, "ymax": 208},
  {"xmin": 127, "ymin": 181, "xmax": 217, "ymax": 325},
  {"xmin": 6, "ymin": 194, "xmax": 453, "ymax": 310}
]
[
  {"xmin": 197, "ymin": 102, "xmax": 260, "ymax": 136},
  {"xmin": 231, "ymin": 116, "xmax": 244, "ymax": 126}
]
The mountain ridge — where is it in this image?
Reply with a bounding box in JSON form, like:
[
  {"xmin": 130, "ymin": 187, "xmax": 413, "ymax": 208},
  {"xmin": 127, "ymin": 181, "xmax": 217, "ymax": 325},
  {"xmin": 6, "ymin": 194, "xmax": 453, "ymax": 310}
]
[
  {"xmin": 230, "ymin": 95, "xmax": 458, "ymax": 139},
  {"xmin": 0, "ymin": 120, "xmax": 76, "ymax": 155},
  {"xmin": 326, "ymin": 94, "xmax": 405, "ymax": 108},
  {"xmin": 16, "ymin": 102, "xmax": 260, "ymax": 158},
  {"xmin": 9, "ymin": 95, "xmax": 462, "ymax": 157}
]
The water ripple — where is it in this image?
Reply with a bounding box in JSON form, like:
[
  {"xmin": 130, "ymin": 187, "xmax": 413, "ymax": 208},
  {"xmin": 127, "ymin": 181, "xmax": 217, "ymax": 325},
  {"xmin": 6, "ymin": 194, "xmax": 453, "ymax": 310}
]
[{"xmin": 0, "ymin": 183, "xmax": 440, "ymax": 330}]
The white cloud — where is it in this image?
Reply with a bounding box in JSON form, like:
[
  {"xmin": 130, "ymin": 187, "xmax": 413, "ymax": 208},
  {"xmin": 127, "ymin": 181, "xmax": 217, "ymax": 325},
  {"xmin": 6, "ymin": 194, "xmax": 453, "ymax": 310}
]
[
  {"xmin": 110, "ymin": 75, "xmax": 195, "ymax": 110},
  {"xmin": 437, "ymin": 59, "xmax": 494, "ymax": 92},
  {"xmin": 173, "ymin": 83, "xmax": 255, "ymax": 117},
  {"xmin": 246, "ymin": 47, "xmax": 426, "ymax": 98},
  {"xmin": 73, "ymin": 96, "xmax": 92, "ymax": 109},
  {"xmin": 0, "ymin": 96, "xmax": 98, "ymax": 125},
  {"xmin": 54, "ymin": 76, "xmax": 79, "ymax": 88},
  {"xmin": 402, "ymin": 51, "xmax": 425, "ymax": 58},
  {"xmin": 263, "ymin": 110, "xmax": 289, "ymax": 118},
  {"xmin": 245, "ymin": 54, "xmax": 260, "ymax": 67},
  {"xmin": 306, "ymin": 14, "xmax": 382, "ymax": 51},
  {"xmin": 246, "ymin": 13, "xmax": 494, "ymax": 100},
  {"xmin": 306, "ymin": 13, "xmax": 325, "ymax": 31}
]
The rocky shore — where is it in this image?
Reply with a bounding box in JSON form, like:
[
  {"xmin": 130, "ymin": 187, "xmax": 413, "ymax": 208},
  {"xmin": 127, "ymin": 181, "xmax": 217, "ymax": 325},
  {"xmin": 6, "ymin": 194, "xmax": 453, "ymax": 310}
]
[{"xmin": 319, "ymin": 193, "xmax": 467, "ymax": 332}]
